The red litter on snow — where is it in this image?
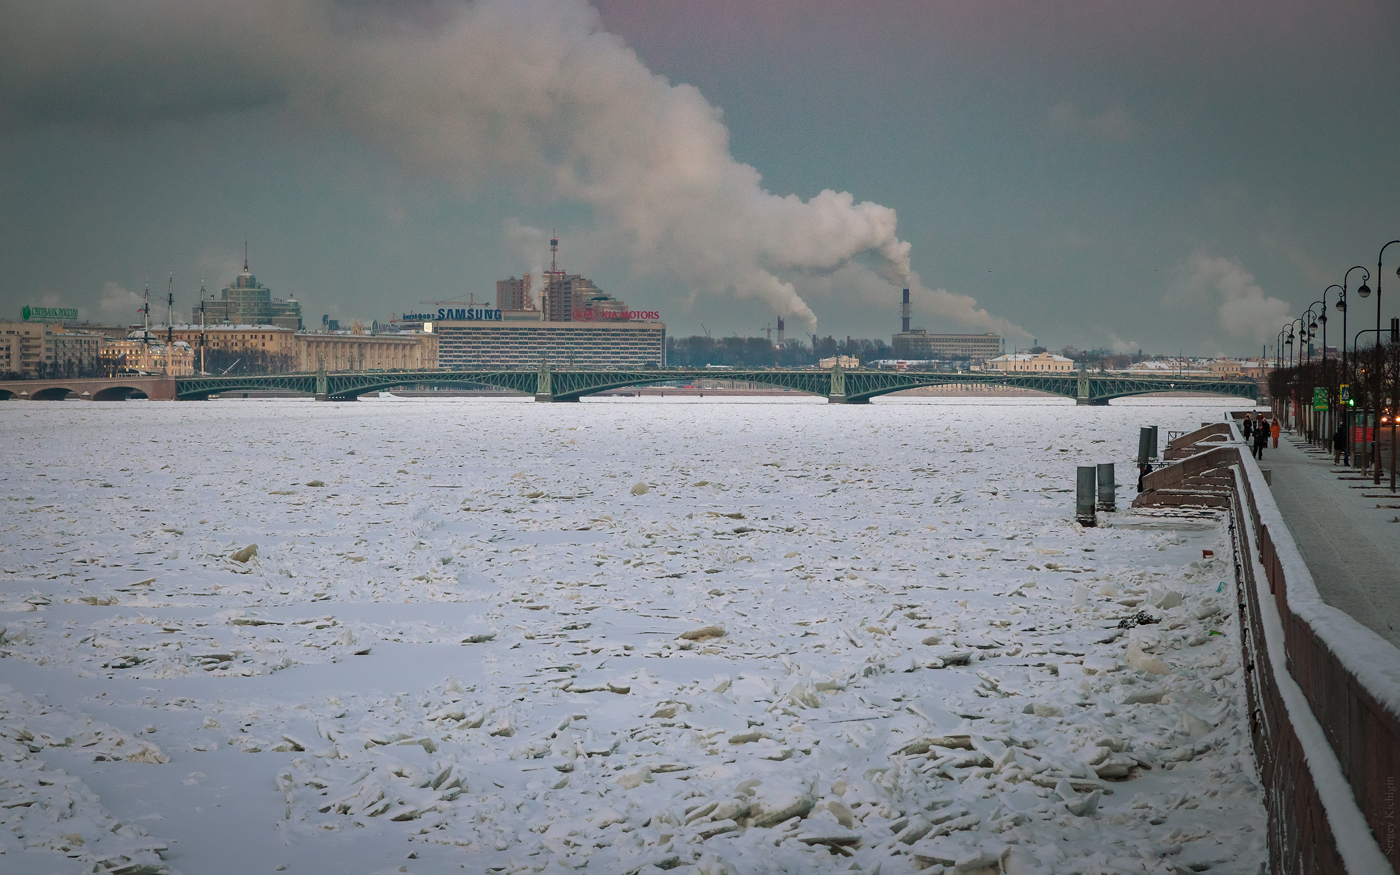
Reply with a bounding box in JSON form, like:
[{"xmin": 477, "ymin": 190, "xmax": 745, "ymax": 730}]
[{"xmin": 1202, "ymin": 550, "xmax": 1214, "ymax": 558}]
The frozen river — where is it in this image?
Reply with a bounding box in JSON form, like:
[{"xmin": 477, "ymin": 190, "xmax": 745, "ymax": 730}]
[{"xmin": 0, "ymin": 396, "xmax": 1266, "ymax": 874}]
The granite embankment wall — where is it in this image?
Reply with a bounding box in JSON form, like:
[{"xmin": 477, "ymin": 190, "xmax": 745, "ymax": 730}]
[{"xmin": 1136, "ymin": 424, "xmax": 1396, "ymax": 874}]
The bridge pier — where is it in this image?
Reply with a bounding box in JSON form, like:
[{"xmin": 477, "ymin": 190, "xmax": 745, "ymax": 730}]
[{"xmin": 1076, "ymin": 397, "xmax": 1109, "ymax": 406}]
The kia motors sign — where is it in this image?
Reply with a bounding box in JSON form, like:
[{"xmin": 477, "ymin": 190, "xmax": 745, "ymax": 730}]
[{"xmin": 572, "ymin": 308, "xmax": 660, "ymax": 322}]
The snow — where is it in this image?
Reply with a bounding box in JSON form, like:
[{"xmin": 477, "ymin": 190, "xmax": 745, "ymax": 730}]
[
  {"xmin": 1227, "ymin": 421, "xmax": 1393, "ymax": 873},
  {"xmin": 0, "ymin": 395, "xmax": 1267, "ymax": 874}
]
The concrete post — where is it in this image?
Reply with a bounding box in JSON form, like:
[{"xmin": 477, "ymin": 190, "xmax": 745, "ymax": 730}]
[
  {"xmin": 1138, "ymin": 427, "xmax": 1154, "ymax": 466},
  {"xmin": 1149, "ymin": 426, "xmax": 1159, "ymax": 460},
  {"xmin": 1076, "ymin": 466, "xmax": 1097, "ymax": 526},
  {"xmin": 1096, "ymin": 462, "xmax": 1116, "ymax": 511}
]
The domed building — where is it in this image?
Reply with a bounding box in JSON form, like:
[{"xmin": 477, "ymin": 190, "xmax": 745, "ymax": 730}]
[{"xmin": 102, "ymin": 331, "xmax": 195, "ymax": 376}]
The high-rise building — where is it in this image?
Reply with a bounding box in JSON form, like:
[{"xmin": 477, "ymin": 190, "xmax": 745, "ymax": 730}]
[
  {"xmin": 496, "ymin": 275, "xmax": 533, "ymax": 311},
  {"xmin": 193, "ymin": 247, "xmax": 302, "ymax": 330}
]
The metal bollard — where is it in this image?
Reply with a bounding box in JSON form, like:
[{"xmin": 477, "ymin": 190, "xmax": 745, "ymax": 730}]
[
  {"xmin": 1137, "ymin": 427, "xmax": 1153, "ymax": 466},
  {"xmin": 1096, "ymin": 462, "xmax": 1116, "ymax": 512},
  {"xmin": 1076, "ymin": 466, "xmax": 1097, "ymax": 527}
]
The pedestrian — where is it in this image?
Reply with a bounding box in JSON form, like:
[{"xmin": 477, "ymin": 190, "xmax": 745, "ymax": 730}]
[
  {"xmin": 1137, "ymin": 461, "xmax": 1153, "ymax": 493},
  {"xmin": 1334, "ymin": 421, "xmax": 1348, "ymax": 466},
  {"xmin": 1252, "ymin": 420, "xmax": 1269, "ymax": 460},
  {"xmin": 1271, "ymin": 418, "xmax": 1280, "ymax": 449},
  {"xmin": 1241, "ymin": 413, "xmax": 1254, "ymax": 441}
]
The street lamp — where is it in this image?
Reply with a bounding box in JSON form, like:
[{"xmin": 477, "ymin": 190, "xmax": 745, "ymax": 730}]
[
  {"xmin": 1305, "ymin": 304, "xmax": 1323, "ymax": 364},
  {"xmin": 1353, "ymin": 327, "xmax": 1385, "ymax": 474},
  {"xmin": 1339, "ymin": 266, "xmax": 1370, "ymax": 466},
  {"xmin": 1356, "ymin": 241, "xmax": 1400, "ymax": 483}
]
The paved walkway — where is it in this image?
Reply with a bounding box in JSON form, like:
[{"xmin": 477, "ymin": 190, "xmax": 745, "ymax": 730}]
[{"xmin": 1262, "ymin": 432, "xmax": 1400, "ymax": 649}]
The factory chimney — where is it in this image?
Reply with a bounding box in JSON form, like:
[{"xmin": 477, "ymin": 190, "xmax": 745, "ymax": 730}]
[
  {"xmin": 776, "ymin": 318, "xmax": 785, "ymax": 346},
  {"xmin": 901, "ymin": 288, "xmax": 911, "ymax": 333}
]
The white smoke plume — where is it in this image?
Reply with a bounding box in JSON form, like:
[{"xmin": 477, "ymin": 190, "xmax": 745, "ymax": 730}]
[
  {"xmin": 1, "ymin": 0, "xmax": 1021, "ymax": 335},
  {"xmin": 504, "ymin": 219, "xmax": 548, "ymax": 309},
  {"xmin": 93, "ymin": 281, "xmax": 145, "ymax": 325},
  {"xmin": 1168, "ymin": 252, "xmax": 1291, "ymax": 344}
]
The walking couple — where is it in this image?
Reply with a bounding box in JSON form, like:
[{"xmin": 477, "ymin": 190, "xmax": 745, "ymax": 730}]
[{"xmin": 1241, "ymin": 413, "xmax": 1277, "ymax": 460}]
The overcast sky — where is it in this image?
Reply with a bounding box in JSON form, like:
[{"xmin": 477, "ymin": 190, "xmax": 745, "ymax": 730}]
[{"xmin": 2, "ymin": 0, "xmax": 1398, "ymax": 356}]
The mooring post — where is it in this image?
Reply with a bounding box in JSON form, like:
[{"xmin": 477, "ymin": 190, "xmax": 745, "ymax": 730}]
[
  {"xmin": 1096, "ymin": 462, "xmax": 1116, "ymax": 512},
  {"xmin": 1137, "ymin": 427, "xmax": 1154, "ymax": 466},
  {"xmin": 1076, "ymin": 465, "xmax": 1097, "ymax": 526}
]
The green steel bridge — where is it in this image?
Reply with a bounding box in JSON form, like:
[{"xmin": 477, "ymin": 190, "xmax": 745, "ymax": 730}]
[{"xmin": 170, "ymin": 364, "xmax": 1258, "ymax": 405}]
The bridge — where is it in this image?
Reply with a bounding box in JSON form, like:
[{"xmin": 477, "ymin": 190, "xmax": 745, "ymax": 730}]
[
  {"xmin": 0, "ymin": 375, "xmax": 176, "ymax": 402},
  {"xmin": 1, "ymin": 365, "xmax": 1257, "ymax": 405}
]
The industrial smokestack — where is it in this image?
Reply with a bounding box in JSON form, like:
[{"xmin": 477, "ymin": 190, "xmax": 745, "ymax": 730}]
[
  {"xmin": 776, "ymin": 318, "xmax": 784, "ymax": 346},
  {"xmin": 901, "ymin": 288, "xmax": 911, "ymax": 333}
]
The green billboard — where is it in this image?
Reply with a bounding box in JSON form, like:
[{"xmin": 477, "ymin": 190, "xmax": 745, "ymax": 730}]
[
  {"xmin": 21, "ymin": 305, "xmax": 79, "ymax": 323},
  {"xmin": 1313, "ymin": 387, "xmax": 1328, "ymax": 411}
]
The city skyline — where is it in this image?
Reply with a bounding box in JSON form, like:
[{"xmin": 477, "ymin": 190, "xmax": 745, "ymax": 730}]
[{"xmin": 2, "ymin": 1, "xmax": 1398, "ymax": 356}]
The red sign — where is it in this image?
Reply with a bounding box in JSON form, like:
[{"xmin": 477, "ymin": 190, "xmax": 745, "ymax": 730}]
[
  {"xmin": 573, "ymin": 308, "xmax": 660, "ymax": 322},
  {"xmin": 1354, "ymin": 426, "xmax": 1374, "ymax": 443}
]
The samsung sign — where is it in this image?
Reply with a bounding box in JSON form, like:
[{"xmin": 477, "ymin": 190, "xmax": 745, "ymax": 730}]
[{"xmin": 431, "ymin": 307, "xmax": 502, "ymax": 321}]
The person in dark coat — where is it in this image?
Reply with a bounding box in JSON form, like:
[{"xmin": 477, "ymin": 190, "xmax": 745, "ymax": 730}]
[
  {"xmin": 1334, "ymin": 421, "xmax": 1349, "ymax": 466},
  {"xmin": 1252, "ymin": 420, "xmax": 1268, "ymax": 459},
  {"xmin": 1241, "ymin": 414, "xmax": 1254, "ymax": 441}
]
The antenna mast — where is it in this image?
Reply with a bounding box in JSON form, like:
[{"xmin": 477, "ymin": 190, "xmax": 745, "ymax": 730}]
[
  {"xmin": 198, "ymin": 273, "xmax": 206, "ymax": 376},
  {"xmin": 167, "ymin": 269, "xmax": 174, "ymax": 347}
]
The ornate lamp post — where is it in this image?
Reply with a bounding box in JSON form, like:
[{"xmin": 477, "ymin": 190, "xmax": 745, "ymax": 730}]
[
  {"xmin": 1339, "ymin": 266, "xmax": 1369, "ymax": 466},
  {"xmin": 1356, "ymin": 241, "xmax": 1400, "ymax": 483},
  {"xmin": 1353, "ymin": 328, "xmax": 1385, "ymax": 474},
  {"xmin": 1301, "ymin": 304, "xmax": 1326, "ymax": 440},
  {"xmin": 1285, "ymin": 320, "xmax": 1301, "ymax": 427}
]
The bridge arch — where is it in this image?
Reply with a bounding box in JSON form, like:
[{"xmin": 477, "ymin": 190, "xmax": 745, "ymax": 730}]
[
  {"xmin": 328, "ymin": 374, "xmax": 536, "ymax": 400},
  {"xmin": 174, "ymin": 374, "xmax": 317, "ymax": 400},
  {"xmin": 29, "ymin": 386, "xmax": 73, "ymax": 401},
  {"xmin": 1093, "ymin": 386, "xmax": 1259, "ymax": 404},
  {"xmin": 91, "ymin": 386, "xmax": 149, "ymax": 401}
]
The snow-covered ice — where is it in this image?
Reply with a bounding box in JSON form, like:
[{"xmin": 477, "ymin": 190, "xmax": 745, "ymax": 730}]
[{"xmin": 0, "ymin": 395, "xmax": 1267, "ymax": 874}]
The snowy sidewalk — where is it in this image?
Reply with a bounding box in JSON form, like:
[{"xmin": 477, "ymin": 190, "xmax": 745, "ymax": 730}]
[{"xmin": 1262, "ymin": 432, "xmax": 1400, "ymax": 649}]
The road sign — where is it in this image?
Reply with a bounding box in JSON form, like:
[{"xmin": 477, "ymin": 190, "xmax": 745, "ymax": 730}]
[
  {"xmin": 1313, "ymin": 387, "xmax": 1328, "ymax": 411},
  {"xmin": 1340, "ymin": 383, "xmax": 1350, "ymax": 405}
]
